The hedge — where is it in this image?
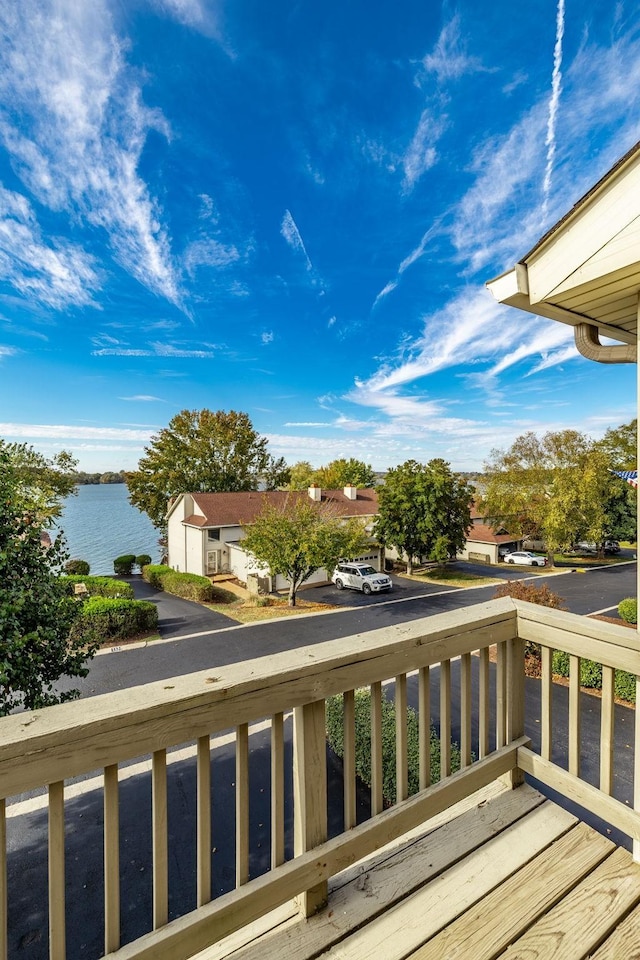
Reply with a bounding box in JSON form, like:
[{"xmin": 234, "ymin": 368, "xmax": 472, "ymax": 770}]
[
  {"xmin": 71, "ymin": 597, "xmax": 158, "ymax": 642},
  {"xmin": 325, "ymin": 688, "xmax": 462, "ymax": 803},
  {"xmin": 160, "ymin": 572, "xmax": 214, "ymax": 601},
  {"xmin": 61, "ymin": 576, "xmax": 134, "ymax": 599},
  {"xmin": 142, "ymin": 564, "xmax": 214, "ymax": 601},
  {"xmin": 552, "ymin": 650, "xmax": 636, "ymax": 704},
  {"xmin": 65, "ymin": 559, "xmax": 90, "ymax": 575},
  {"xmin": 618, "ymin": 598, "xmax": 637, "ymax": 624},
  {"xmin": 113, "ymin": 554, "xmax": 136, "ymax": 576}
]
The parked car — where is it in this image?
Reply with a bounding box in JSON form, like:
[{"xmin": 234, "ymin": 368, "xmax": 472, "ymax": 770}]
[
  {"xmin": 572, "ymin": 540, "xmax": 620, "ymax": 555},
  {"xmin": 504, "ymin": 551, "xmax": 548, "ymax": 567},
  {"xmin": 332, "ymin": 562, "xmax": 392, "ymax": 594}
]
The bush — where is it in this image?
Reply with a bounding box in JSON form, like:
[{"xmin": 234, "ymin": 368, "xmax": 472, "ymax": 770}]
[
  {"xmin": 493, "ymin": 579, "xmax": 565, "ymax": 609},
  {"xmin": 143, "ymin": 564, "xmax": 173, "ymax": 589},
  {"xmin": 551, "ymin": 650, "xmax": 635, "ymax": 703},
  {"xmin": 114, "ymin": 554, "xmax": 136, "ymax": 576},
  {"xmin": 65, "ymin": 558, "xmax": 90, "ymax": 575},
  {"xmin": 160, "ymin": 572, "xmax": 214, "ymax": 602},
  {"xmin": 135, "ymin": 554, "xmax": 152, "ymax": 572},
  {"xmin": 72, "ymin": 597, "xmax": 158, "ymax": 643},
  {"xmin": 618, "ymin": 598, "xmax": 637, "ymax": 624},
  {"xmin": 325, "ymin": 688, "xmax": 462, "ymax": 803},
  {"xmin": 61, "ymin": 576, "xmax": 134, "ymax": 599}
]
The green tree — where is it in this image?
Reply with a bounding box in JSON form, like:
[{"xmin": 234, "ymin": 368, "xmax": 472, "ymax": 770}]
[
  {"xmin": 313, "ymin": 458, "xmax": 376, "ymax": 489},
  {"xmin": 3, "ymin": 442, "xmax": 78, "ymax": 521},
  {"xmin": 126, "ymin": 409, "xmax": 288, "ymax": 529},
  {"xmin": 482, "ymin": 430, "xmax": 613, "ymax": 564},
  {"xmin": 241, "ymin": 495, "xmax": 369, "ymax": 606},
  {"xmin": 0, "ymin": 448, "xmax": 96, "ymax": 715},
  {"xmin": 287, "ymin": 461, "xmax": 316, "ymax": 491},
  {"xmin": 597, "ymin": 418, "xmax": 637, "ymax": 470},
  {"xmin": 374, "ymin": 460, "xmax": 472, "ymax": 574}
]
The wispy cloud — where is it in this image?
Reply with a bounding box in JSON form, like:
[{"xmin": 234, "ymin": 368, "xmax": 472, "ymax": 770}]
[
  {"xmin": 183, "ymin": 239, "xmax": 241, "ymax": 277},
  {"xmin": 281, "ymin": 209, "xmax": 312, "ymax": 270},
  {"xmin": 261, "ymin": 331, "xmax": 274, "ymax": 345},
  {"xmin": 542, "ymin": 0, "xmax": 566, "ymax": 211},
  {"xmin": 372, "ymin": 222, "xmax": 441, "ymax": 308},
  {"xmin": 0, "ymin": 184, "xmax": 100, "ymax": 308},
  {"xmin": 283, "ymin": 421, "xmax": 333, "ymax": 428},
  {"xmin": 0, "ymin": 345, "xmax": 17, "ymax": 359},
  {"xmin": 0, "ymin": 421, "xmax": 153, "ymax": 441},
  {"xmin": 92, "ymin": 335, "xmax": 217, "ymax": 358},
  {"xmin": 402, "ymin": 108, "xmax": 446, "ymax": 192},
  {"xmin": 118, "ymin": 395, "xmax": 165, "ymax": 402},
  {"xmin": 0, "ymin": 1, "xmax": 183, "ymax": 306},
  {"xmin": 419, "ymin": 15, "xmax": 488, "ymax": 84}
]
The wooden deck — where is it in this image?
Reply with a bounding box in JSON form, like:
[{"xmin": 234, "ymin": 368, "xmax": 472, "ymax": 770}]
[{"xmin": 200, "ymin": 783, "xmax": 640, "ymax": 960}]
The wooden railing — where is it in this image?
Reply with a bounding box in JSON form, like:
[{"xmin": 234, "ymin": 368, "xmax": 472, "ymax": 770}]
[{"xmin": 0, "ymin": 596, "xmax": 638, "ymax": 959}]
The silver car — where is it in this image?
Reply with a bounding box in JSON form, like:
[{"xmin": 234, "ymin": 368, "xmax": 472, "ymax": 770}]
[{"xmin": 332, "ymin": 562, "xmax": 392, "ymax": 594}]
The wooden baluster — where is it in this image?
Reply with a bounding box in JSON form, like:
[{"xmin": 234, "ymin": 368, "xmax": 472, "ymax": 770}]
[
  {"xmin": 271, "ymin": 713, "xmax": 285, "ymax": 869},
  {"xmin": 460, "ymin": 653, "xmax": 472, "ymax": 768},
  {"xmin": 236, "ymin": 724, "xmax": 249, "ymax": 887},
  {"xmin": 152, "ymin": 749, "xmax": 168, "ymax": 929},
  {"xmin": 496, "ymin": 642, "xmax": 507, "ymax": 749},
  {"xmin": 293, "ymin": 701, "xmax": 327, "ymax": 916},
  {"xmin": 48, "ymin": 781, "xmax": 66, "ymax": 960},
  {"xmin": 370, "ymin": 682, "xmax": 383, "ymax": 816},
  {"xmin": 0, "ymin": 799, "xmax": 6, "ymax": 960},
  {"xmin": 343, "ymin": 690, "xmax": 356, "ymax": 829},
  {"xmin": 541, "ymin": 646, "xmax": 553, "ymax": 761},
  {"xmin": 104, "ymin": 764, "xmax": 120, "ymax": 953},
  {"xmin": 395, "ymin": 674, "xmax": 408, "ymax": 801},
  {"xmin": 600, "ymin": 666, "xmax": 614, "ymax": 796},
  {"xmin": 197, "ymin": 736, "xmax": 211, "ymax": 906},
  {"xmin": 418, "ymin": 666, "xmax": 431, "ymax": 790},
  {"xmin": 569, "ymin": 655, "xmax": 581, "ymax": 777},
  {"xmin": 440, "ymin": 659, "xmax": 452, "ymax": 779},
  {"xmin": 505, "ymin": 635, "xmax": 525, "ymax": 788},
  {"xmin": 478, "ymin": 647, "xmax": 489, "ymax": 759}
]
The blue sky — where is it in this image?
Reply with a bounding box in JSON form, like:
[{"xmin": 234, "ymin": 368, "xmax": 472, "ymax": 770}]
[{"xmin": 0, "ymin": 0, "xmax": 639, "ymax": 474}]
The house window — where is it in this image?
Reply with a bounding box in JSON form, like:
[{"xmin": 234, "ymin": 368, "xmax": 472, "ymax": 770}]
[{"xmin": 207, "ymin": 528, "xmax": 221, "ymax": 541}]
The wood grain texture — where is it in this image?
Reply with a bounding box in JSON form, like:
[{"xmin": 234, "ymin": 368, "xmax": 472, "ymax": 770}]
[{"xmin": 104, "ymin": 764, "xmax": 121, "ymax": 953}]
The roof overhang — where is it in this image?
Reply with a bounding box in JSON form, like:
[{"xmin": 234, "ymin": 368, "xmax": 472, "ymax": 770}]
[{"xmin": 487, "ymin": 141, "xmax": 640, "ymax": 356}]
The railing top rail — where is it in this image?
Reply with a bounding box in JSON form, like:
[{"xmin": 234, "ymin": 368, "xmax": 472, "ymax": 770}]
[
  {"xmin": 513, "ymin": 599, "xmax": 640, "ymax": 652},
  {"xmin": 0, "ymin": 599, "xmax": 517, "ymax": 798}
]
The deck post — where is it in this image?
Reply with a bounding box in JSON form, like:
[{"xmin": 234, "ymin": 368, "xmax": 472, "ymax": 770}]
[
  {"xmin": 293, "ymin": 699, "xmax": 328, "ymax": 916},
  {"xmin": 502, "ymin": 633, "xmax": 525, "ymax": 789}
]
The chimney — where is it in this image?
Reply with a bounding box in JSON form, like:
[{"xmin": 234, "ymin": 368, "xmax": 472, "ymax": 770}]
[
  {"xmin": 344, "ymin": 485, "xmax": 357, "ymax": 500},
  {"xmin": 308, "ymin": 484, "xmax": 321, "ymax": 501}
]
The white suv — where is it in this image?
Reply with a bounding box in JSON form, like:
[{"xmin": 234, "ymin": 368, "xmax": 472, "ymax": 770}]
[{"xmin": 332, "ymin": 562, "xmax": 392, "ymax": 594}]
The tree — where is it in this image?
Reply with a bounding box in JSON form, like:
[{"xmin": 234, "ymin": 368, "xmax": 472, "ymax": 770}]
[
  {"xmin": 3, "ymin": 441, "xmax": 78, "ymax": 521},
  {"xmin": 313, "ymin": 458, "xmax": 377, "ymax": 489},
  {"xmin": 241, "ymin": 495, "xmax": 369, "ymax": 606},
  {"xmin": 374, "ymin": 460, "xmax": 472, "ymax": 574},
  {"xmin": 126, "ymin": 409, "xmax": 288, "ymax": 529},
  {"xmin": 287, "ymin": 461, "xmax": 316, "ymax": 491},
  {"xmin": 597, "ymin": 418, "xmax": 637, "ymax": 470},
  {"xmin": 482, "ymin": 430, "xmax": 616, "ymax": 563},
  {"xmin": 0, "ymin": 448, "xmax": 96, "ymax": 715}
]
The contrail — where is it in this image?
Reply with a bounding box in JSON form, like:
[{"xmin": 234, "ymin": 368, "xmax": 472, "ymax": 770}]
[
  {"xmin": 281, "ymin": 209, "xmax": 312, "ymax": 270},
  {"xmin": 542, "ymin": 0, "xmax": 566, "ymax": 212}
]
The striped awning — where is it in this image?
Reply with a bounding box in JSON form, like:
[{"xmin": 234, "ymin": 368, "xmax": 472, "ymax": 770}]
[{"xmin": 612, "ymin": 470, "xmax": 638, "ymax": 488}]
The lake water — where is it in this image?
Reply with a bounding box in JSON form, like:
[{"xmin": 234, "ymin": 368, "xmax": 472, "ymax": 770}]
[{"xmin": 56, "ymin": 484, "xmax": 162, "ymax": 575}]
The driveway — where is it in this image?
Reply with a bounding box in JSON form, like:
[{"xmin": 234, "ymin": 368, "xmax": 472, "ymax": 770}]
[{"xmin": 124, "ymin": 575, "xmax": 238, "ymax": 638}]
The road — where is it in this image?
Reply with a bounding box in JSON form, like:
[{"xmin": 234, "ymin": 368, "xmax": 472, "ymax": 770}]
[{"xmin": 62, "ymin": 560, "xmax": 637, "ymax": 697}]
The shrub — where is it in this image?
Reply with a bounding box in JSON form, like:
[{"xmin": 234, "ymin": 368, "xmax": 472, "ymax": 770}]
[
  {"xmin": 61, "ymin": 576, "xmax": 134, "ymax": 599},
  {"xmin": 72, "ymin": 597, "xmax": 158, "ymax": 643},
  {"xmin": 618, "ymin": 598, "xmax": 637, "ymax": 624},
  {"xmin": 160, "ymin": 572, "xmax": 214, "ymax": 602},
  {"xmin": 113, "ymin": 554, "xmax": 136, "ymax": 576},
  {"xmin": 65, "ymin": 558, "xmax": 90, "ymax": 575},
  {"xmin": 551, "ymin": 651, "xmax": 635, "ymax": 703},
  {"xmin": 325, "ymin": 688, "xmax": 462, "ymax": 803},
  {"xmin": 493, "ymin": 579, "xmax": 565, "ymax": 609},
  {"xmin": 143, "ymin": 564, "xmax": 173, "ymax": 589},
  {"xmin": 135, "ymin": 554, "xmax": 152, "ymax": 572}
]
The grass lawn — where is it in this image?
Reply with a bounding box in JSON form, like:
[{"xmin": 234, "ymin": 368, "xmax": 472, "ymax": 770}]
[
  {"xmin": 399, "ymin": 567, "xmax": 501, "ymax": 587},
  {"xmin": 204, "ymin": 594, "xmax": 340, "ymax": 623}
]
